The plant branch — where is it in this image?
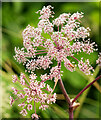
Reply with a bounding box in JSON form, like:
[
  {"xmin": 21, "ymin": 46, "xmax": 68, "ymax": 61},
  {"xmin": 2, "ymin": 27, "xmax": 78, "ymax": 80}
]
[
  {"xmin": 36, "ymin": 49, "xmax": 47, "ymax": 52},
  {"xmin": 58, "ymin": 78, "xmax": 71, "ymax": 105},
  {"xmin": 58, "ymin": 78, "xmax": 74, "ymax": 120},
  {"xmin": 72, "ymin": 75, "xmax": 101, "ymax": 104},
  {"xmin": 35, "ymin": 52, "xmax": 47, "ymax": 55},
  {"xmin": 34, "ymin": 98, "xmax": 36, "ymax": 114},
  {"xmin": 74, "ymin": 86, "xmax": 90, "ymax": 119},
  {"xmin": 58, "ymin": 61, "xmax": 71, "ymax": 105},
  {"xmin": 71, "ymin": 56, "xmax": 80, "ymax": 62},
  {"xmin": 58, "ymin": 61, "xmax": 73, "ymax": 120}
]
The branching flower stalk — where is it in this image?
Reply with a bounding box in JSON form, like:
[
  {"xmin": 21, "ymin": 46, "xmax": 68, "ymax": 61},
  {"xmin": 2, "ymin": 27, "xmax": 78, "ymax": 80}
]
[{"xmin": 10, "ymin": 5, "xmax": 101, "ymax": 119}]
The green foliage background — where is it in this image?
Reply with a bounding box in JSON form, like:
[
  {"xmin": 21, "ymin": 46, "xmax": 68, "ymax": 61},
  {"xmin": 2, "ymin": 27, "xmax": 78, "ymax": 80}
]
[{"xmin": 1, "ymin": 2, "xmax": 101, "ymax": 119}]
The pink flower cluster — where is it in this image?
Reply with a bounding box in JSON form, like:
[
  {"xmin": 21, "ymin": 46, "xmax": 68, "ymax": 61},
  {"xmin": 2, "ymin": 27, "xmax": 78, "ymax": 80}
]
[
  {"xmin": 11, "ymin": 5, "xmax": 98, "ymax": 119},
  {"xmin": 14, "ymin": 5, "xmax": 96, "ymax": 75},
  {"xmin": 78, "ymin": 58, "xmax": 94, "ymax": 75},
  {"xmin": 10, "ymin": 73, "xmax": 56, "ymax": 118},
  {"xmin": 96, "ymin": 53, "xmax": 101, "ymax": 66}
]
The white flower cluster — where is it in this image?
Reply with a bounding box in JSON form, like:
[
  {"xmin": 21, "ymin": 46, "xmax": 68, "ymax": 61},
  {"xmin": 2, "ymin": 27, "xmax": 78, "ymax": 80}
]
[
  {"xmin": 53, "ymin": 13, "xmax": 70, "ymax": 26},
  {"xmin": 11, "ymin": 5, "xmax": 98, "ymax": 119},
  {"xmin": 96, "ymin": 53, "xmax": 101, "ymax": 66},
  {"xmin": 78, "ymin": 58, "xmax": 94, "ymax": 75},
  {"xmin": 14, "ymin": 5, "xmax": 96, "ymax": 75},
  {"xmin": 10, "ymin": 73, "xmax": 56, "ymax": 118}
]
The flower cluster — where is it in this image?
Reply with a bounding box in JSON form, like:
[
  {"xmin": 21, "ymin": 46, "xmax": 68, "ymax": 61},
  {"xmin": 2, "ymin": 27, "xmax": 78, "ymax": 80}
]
[
  {"xmin": 71, "ymin": 40, "xmax": 95, "ymax": 54},
  {"xmin": 10, "ymin": 73, "xmax": 56, "ymax": 118},
  {"xmin": 11, "ymin": 5, "xmax": 98, "ymax": 119},
  {"xmin": 78, "ymin": 58, "xmax": 94, "ymax": 75},
  {"xmin": 96, "ymin": 53, "xmax": 101, "ymax": 66},
  {"xmin": 14, "ymin": 5, "xmax": 96, "ymax": 75}
]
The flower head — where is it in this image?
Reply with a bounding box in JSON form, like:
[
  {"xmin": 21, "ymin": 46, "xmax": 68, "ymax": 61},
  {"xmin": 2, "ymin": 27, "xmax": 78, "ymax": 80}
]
[
  {"xmin": 20, "ymin": 109, "xmax": 27, "ymax": 116},
  {"xmin": 14, "ymin": 5, "xmax": 96, "ymax": 75},
  {"xmin": 32, "ymin": 113, "xmax": 39, "ymax": 119},
  {"xmin": 11, "ymin": 5, "xmax": 98, "ymax": 118},
  {"xmin": 10, "ymin": 96, "xmax": 14, "ymax": 106},
  {"xmin": 96, "ymin": 53, "xmax": 101, "ymax": 66},
  {"xmin": 10, "ymin": 73, "xmax": 56, "ymax": 118},
  {"xmin": 12, "ymin": 75, "xmax": 18, "ymax": 83}
]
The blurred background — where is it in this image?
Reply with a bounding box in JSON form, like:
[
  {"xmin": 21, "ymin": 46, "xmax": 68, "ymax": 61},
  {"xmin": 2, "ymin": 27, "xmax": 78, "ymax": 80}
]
[{"xmin": 1, "ymin": 2, "xmax": 101, "ymax": 119}]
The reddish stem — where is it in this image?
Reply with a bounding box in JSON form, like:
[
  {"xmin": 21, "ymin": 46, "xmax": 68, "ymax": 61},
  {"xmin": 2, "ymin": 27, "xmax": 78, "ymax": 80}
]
[
  {"xmin": 34, "ymin": 97, "xmax": 36, "ymax": 114},
  {"xmin": 58, "ymin": 26, "xmax": 59, "ymax": 31},
  {"xmin": 41, "ymin": 35, "xmax": 47, "ymax": 41},
  {"xmin": 35, "ymin": 52, "xmax": 47, "ymax": 55},
  {"xmin": 69, "ymin": 106, "xmax": 74, "ymax": 120},
  {"xmin": 39, "ymin": 76, "xmax": 51, "ymax": 86},
  {"xmin": 72, "ymin": 75, "xmax": 101, "ymax": 104},
  {"xmin": 58, "ymin": 61, "xmax": 73, "ymax": 120},
  {"xmin": 36, "ymin": 49, "xmax": 47, "ymax": 52},
  {"xmin": 71, "ymin": 56, "xmax": 80, "ymax": 62},
  {"xmin": 58, "ymin": 78, "xmax": 71, "ymax": 105},
  {"xmin": 47, "ymin": 32, "xmax": 51, "ymax": 36},
  {"xmin": 24, "ymin": 76, "xmax": 30, "ymax": 84},
  {"xmin": 57, "ymin": 61, "xmax": 101, "ymax": 120},
  {"xmin": 54, "ymin": 40, "xmax": 59, "ymax": 48},
  {"xmin": 58, "ymin": 77, "xmax": 74, "ymax": 120},
  {"xmin": 18, "ymin": 79, "xmax": 30, "ymax": 88},
  {"xmin": 61, "ymin": 24, "xmax": 63, "ymax": 31}
]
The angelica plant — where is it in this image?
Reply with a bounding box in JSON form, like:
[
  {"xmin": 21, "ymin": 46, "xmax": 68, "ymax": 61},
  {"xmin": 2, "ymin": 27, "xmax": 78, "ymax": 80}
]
[{"xmin": 10, "ymin": 5, "xmax": 101, "ymax": 119}]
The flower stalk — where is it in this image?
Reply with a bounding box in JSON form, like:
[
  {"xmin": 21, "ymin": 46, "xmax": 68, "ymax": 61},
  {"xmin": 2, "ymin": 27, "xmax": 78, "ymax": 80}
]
[
  {"xmin": 58, "ymin": 78, "xmax": 74, "ymax": 120},
  {"xmin": 58, "ymin": 60, "xmax": 101, "ymax": 119},
  {"xmin": 58, "ymin": 61, "xmax": 73, "ymax": 119},
  {"xmin": 72, "ymin": 75, "xmax": 101, "ymax": 104}
]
